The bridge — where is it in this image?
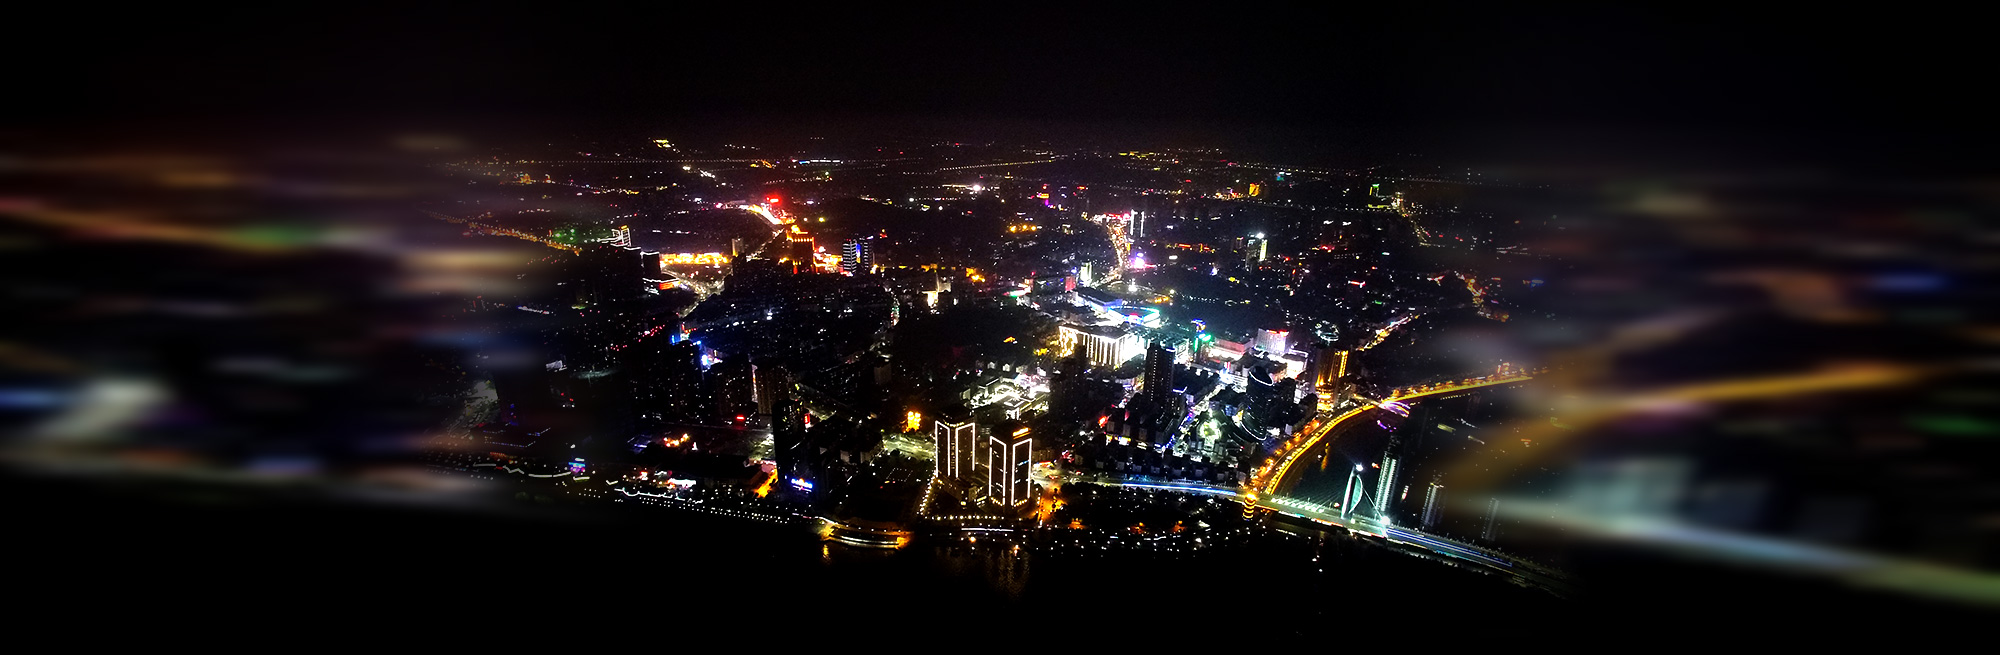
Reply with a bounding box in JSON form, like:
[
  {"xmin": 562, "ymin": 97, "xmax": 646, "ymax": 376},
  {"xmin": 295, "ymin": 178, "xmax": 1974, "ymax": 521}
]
[
  {"xmin": 1246, "ymin": 368, "xmax": 1545, "ymax": 499},
  {"xmin": 1039, "ymin": 368, "xmax": 1569, "ymax": 589},
  {"xmin": 1251, "ymin": 492, "xmax": 1574, "ymax": 596},
  {"xmin": 1204, "ymin": 368, "xmax": 1568, "ymax": 591}
]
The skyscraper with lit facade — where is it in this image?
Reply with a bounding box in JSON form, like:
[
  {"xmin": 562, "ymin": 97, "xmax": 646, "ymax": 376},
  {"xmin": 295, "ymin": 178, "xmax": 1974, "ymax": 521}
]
[
  {"xmin": 985, "ymin": 420, "xmax": 1033, "ymax": 511},
  {"xmin": 1141, "ymin": 339, "xmax": 1176, "ymax": 409},
  {"xmin": 933, "ymin": 412, "xmax": 977, "ymax": 481},
  {"xmin": 840, "ymin": 237, "xmax": 873, "ymax": 275},
  {"xmin": 1241, "ymin": 233, "xmax": 1267, "ymax": 269},
  {"xmin": 1308, "ymin": 342, "xmax": 1346, "ymax": 391}
]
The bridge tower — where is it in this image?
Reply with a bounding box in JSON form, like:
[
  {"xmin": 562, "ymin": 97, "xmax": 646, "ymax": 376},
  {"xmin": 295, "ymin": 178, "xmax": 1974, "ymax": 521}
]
[
  {"xmin": 1341, "ymin": 464, "xmax": 1363, "ymax": 519},
  {"xmin": 1373, "ymin": 455, "xmax": 1399, "ymax": 521},
  {"xmin": 1422, "ymin": 481, "xmax": 1444, "ymax": 529}
]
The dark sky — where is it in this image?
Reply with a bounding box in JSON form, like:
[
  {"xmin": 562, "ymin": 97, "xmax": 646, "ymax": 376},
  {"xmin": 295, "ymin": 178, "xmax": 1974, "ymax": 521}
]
[{"xmin": 14, "ymin": 7, "xmax": 1990, "ymax": 171}]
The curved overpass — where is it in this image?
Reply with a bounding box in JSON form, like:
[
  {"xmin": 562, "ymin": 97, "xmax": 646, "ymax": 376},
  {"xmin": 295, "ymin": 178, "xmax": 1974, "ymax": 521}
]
[{"xmin": 1245, "ymin": 370, "xmax": 1543, "ymax": 499}]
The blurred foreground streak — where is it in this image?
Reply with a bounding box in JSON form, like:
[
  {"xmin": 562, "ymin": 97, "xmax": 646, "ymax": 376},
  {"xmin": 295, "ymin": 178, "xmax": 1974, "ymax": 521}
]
[
  {"xmin": 1451, "ymin": 163, "xmax": 2000, "ymax": 611},
  {"xmin": 0, "ymin": 131, "xmax": 526, "ymax": 521}
]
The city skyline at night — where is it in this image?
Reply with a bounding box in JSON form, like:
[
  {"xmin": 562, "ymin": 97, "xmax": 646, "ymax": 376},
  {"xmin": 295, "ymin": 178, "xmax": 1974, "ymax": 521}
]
[{"xmin": 4, "ymin": 6, "xmax": 1995, "ymax": 642}]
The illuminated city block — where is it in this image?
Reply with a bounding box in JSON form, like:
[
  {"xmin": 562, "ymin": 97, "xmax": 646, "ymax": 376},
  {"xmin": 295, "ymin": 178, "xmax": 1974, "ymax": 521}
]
[
  {"xmin": 660, "ymin": 252, "xmax": 728, "ymax": 267},
  {"xmin": 1058, "ymin": 323, "xmax": 1142, "ymax": 369}
]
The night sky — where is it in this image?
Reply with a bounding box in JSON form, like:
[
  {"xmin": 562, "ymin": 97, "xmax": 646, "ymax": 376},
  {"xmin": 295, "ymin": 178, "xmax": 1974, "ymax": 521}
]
[{"xmin": 12, "ymin": 7, "xmax": 1990, "ymax": 172}]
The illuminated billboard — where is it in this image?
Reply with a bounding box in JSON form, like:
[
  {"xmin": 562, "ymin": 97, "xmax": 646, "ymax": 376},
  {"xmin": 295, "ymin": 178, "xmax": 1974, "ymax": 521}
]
[
  {"xmin": 659, "ymin": 252, "xmax": 729, "ymax": 267},
  {"xmin": 1108, "ymin": 306, "xmax": 1164, "ymax": 328}
]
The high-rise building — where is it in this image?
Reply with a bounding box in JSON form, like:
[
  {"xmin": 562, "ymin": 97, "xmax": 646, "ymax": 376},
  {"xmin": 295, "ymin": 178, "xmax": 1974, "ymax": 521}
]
[
  {"xmin": 1307, "ymin": 343, "xmax": 1347, "ymax": 392},
  {"xmin": 1242, "ymin": 233, "xmax": 1267, "ymax": 269},
  {"xmin": 705, "ymin": 351, "xmax": 752, "ymax": 416},
  {"xmin": 1047, "ymin": 347, "xmax": 1094, "ymax": 420},
  {"xmin": 781, "ymin": 227, "xmax": 816, "ymax": 273},
  {"xmin": 629, "ymin": 338, "xmax": 703, "ymax": 428},
  {"xmin": 752, "ymin": 360, "xmax": 792, "ymax": 417},
  {"xmin": 755, "ymin": 357, "xmax": 807, "ymax": 480},
  {"xmin": 1141, "ymin": 340, "xmax": 1176, "ymax": 409},
  {"xmin": 773, "ymin": 393, "xmax": 809, "ymax": 482},
  {"xmin": 601, "ymin": 225, "xmax": 632, "ymax": 247},
  {"xmin": 1254, "ymin": 328, "xmax": 1288, "ymax": 356},
  {"xmin": 840, "ymin": 237, "xmax": 873, "ymax": 275},
  {"xmin": 933, "ymin": 410, "xmax": 978, "ymax": 481},
  {"xmin": 986, "ymin": 420, "xmax": 1034, "ymax": 510}
]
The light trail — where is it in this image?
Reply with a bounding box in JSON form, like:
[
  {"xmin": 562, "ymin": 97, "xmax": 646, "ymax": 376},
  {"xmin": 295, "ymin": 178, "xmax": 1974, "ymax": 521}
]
[
  {"xmin": 741, "ymin": 204, "xmax": 783, "ymax": 226},
  {"xmin": 934, "ymin": 158, "xmax": 1060, "ymax": 171},
  {"xmin": 1386, "ymin": 528, "xmax": 1512, "ymax": 568},
  {"xmin": 1441, "ymin": 363, "xmax": 1932, "ymax": 489},
  {"xmin": 1114, "ymin": 481, "xmax": 1241, "ymax": 497}
]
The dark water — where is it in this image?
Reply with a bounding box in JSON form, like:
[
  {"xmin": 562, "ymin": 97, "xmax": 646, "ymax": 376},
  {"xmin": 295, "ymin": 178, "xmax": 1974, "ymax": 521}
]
[
  {"xmin": 13, "ymin": 466, "xmax": 1966, "ymax": 641},
  {"xmin": 6, "ymin": 467, "xmax": 1552, "ymax": 634}
]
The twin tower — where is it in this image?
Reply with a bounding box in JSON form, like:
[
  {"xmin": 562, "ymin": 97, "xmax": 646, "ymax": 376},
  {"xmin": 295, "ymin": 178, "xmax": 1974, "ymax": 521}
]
[{"xmin": 933, "ymin": 412, "xmax": 1034, "ymax": 514}]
